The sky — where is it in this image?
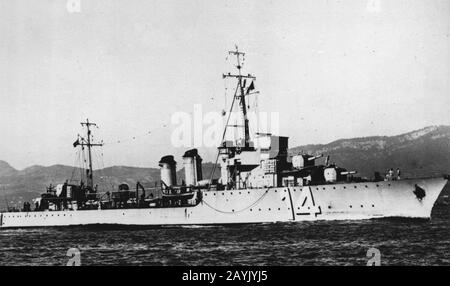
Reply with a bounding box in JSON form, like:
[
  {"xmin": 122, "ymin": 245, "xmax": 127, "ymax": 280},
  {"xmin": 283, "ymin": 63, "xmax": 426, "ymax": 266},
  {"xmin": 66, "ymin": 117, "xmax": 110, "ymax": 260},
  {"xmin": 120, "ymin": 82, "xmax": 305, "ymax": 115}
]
[{"xmin": 0, "ymin": 0, "xmax": 449, "ymax": 170}]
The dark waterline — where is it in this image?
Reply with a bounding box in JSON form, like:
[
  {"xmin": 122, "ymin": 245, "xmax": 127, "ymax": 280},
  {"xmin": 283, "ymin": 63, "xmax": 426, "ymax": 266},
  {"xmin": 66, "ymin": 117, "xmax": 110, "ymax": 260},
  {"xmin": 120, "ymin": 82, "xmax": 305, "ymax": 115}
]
[{"xmin": 0, "ymin": 204, "xmax": 449, "ymax": 266}]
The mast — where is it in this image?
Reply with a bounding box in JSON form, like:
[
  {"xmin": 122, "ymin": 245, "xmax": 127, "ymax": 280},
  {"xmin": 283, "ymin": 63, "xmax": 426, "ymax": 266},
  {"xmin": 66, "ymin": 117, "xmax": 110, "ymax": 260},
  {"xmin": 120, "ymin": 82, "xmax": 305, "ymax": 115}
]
[
  {"xmin": 222, "ymin": 45, "xmax": 256, "ymax": 148},
  {"xmin": 76, "ymin": 119, "xmax": 103, "ymax": 189}
]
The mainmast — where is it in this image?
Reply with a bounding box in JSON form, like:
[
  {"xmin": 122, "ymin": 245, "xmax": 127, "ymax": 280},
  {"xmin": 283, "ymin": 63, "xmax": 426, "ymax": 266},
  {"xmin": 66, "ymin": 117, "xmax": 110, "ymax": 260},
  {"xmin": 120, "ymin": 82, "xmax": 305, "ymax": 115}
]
[
  {"xmin": 222, "ymin": 45, "xmax": 256, "ymax": 148},
  {"xmin": 74, "ymin": 119, "xmax": 103, "ymax": 189}
]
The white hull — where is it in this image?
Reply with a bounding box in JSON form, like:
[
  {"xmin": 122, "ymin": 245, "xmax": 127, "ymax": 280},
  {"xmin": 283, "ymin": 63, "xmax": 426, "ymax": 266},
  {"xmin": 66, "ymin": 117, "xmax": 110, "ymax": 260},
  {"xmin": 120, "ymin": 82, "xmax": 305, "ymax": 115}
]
[{"xmin": 0, "ymin": 177, "xmax": 447, "ymax": 228}]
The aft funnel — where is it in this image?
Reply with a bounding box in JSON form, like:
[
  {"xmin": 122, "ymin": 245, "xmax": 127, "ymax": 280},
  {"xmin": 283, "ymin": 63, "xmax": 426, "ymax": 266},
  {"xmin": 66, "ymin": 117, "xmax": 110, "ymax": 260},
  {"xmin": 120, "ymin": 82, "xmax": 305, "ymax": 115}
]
[{"xmin": 182, "ymin": 149, "xmax": 203, "ymax": 186}]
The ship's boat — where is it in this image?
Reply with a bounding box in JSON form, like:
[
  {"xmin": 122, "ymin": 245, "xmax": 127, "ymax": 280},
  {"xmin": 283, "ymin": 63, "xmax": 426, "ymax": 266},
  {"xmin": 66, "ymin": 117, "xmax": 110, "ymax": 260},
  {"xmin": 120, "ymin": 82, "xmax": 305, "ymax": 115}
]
[{"xmin": 0, "ymin": 47, "xmax": 448, "ymax": 228}]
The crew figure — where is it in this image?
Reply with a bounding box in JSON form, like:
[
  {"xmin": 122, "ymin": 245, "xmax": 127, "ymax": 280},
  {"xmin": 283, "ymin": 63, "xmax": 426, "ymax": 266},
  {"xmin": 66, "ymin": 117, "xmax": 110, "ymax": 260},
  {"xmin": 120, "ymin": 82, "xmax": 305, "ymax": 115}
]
[
  {"xmin": 396, "ymin": 168, "xmax": 401, "ymax": 180},
  {"xmin": 386, "ymin": 168, "xmax": 395, "ymax": 181}
]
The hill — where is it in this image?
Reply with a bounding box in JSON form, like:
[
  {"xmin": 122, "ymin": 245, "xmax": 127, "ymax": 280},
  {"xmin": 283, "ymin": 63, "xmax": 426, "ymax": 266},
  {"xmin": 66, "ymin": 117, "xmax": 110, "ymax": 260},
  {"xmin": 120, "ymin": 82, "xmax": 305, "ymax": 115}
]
[{"xmin": 290, "ymin": 125, "xmax": 450, "ymax": 179}]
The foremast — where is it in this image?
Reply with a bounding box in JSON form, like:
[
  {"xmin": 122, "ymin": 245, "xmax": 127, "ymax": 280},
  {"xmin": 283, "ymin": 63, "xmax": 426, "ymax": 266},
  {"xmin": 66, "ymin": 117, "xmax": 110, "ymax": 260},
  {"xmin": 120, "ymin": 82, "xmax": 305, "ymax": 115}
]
[
  {"xmin": 222, "ymin": 45, "xmax": 257, "ymax": 149},
  {"xmin": 73, "ymin": 119, "xmax": 103, "ymax": 190}
]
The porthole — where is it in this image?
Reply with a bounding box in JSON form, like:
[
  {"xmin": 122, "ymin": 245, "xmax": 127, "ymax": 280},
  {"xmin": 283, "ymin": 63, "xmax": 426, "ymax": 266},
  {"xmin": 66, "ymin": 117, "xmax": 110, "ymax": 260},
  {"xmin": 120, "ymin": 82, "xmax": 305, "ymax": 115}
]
[
  {"xmin": 354, "ymin": 186, "xmax": 357, "ymax": 189},
  {"xmin": 376, "ymin": 184, "xmax": 379, "ymax": 187},
  {"xmin": 239, "ymin": 192, "xmax": 241, "ymax": 195},
  {"xmin": 372, "ymin": 204, "xmax": 375, "ymax": 208},
  {"xmin": 333, "ymin": 187, "xmax": 336, "ymax": 190},
  {"xmin": 365, "ymin": 185, "xmax": 368, "ymax": 188},
  {"xmin": 360, "ymin": 205, "xmax": 363, "ymax": 208},
  {"xmin": 328, "ymin": 206, "xmax": 331, "ymax": 209},
  {"xmin": 258, "ymin": 208, "xmax": 261, "ymax": 211},
  {"xmin": 349, "ymin": 205, "xmax": 352, "ymax": 208},
  {"xmin": 230, "ymin": 192, "xmax": 233, "ymax": 195},
  {"xmin": 343, "ymin": 186, "xmax": 346, "ymax": 189},
  {"xmin": 278, "ymin": 208, "xmax": 281, "ymax": 211},
  {"xmin": 268, "ymin": 208, "xmax": 271, "ymax": 211}
]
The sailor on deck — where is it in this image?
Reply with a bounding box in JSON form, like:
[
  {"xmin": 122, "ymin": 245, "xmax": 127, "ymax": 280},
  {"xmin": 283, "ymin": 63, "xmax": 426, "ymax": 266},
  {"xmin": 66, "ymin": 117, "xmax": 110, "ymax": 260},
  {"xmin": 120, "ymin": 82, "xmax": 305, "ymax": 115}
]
[{"xmin": 386, "ymin": 168, "xmax": 395, "ymax": 181}]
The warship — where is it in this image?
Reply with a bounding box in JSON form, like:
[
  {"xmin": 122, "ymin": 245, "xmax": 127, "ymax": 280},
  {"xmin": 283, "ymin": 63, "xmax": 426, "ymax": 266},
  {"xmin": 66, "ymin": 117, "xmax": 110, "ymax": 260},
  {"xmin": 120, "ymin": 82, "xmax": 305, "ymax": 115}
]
[{"xmin": 0, "ymin": 47, "xmax": 448, "ymax": 229}]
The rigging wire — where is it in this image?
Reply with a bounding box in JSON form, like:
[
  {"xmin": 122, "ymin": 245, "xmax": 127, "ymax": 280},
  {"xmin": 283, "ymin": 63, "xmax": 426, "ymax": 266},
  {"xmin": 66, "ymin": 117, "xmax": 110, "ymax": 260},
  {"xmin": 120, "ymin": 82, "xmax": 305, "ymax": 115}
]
[
  {"xmin": 202, "ymin": 188, "xmax": 271, "ymax": 214},
  {"xmin": 69, "ymin": 149, "xmax": 80, "ymax": 183},
  {"xmin": 101, "ymin": 150, "xmax": 114, "ymax": 191},
  {"xmin": 91, "ymin": 147, "xmax": 107, "ymax": 191},
  {"xmin": 96, "ymin": 148, "xmax": 116, "ymax": 191},
  {"xmin": 91, "ymin": 148, "xmax": 102, "ymax": 188},
  {"xmin": 207, "ymin": 81, "xmax": 240, "ymax": 191},
  {"xmin": 94, "ymin": 149, "xmax": 108, "ymax": 192},
  {"xmin": 80, "ymin": 146, "xmax": 87, "ymax": 184}
]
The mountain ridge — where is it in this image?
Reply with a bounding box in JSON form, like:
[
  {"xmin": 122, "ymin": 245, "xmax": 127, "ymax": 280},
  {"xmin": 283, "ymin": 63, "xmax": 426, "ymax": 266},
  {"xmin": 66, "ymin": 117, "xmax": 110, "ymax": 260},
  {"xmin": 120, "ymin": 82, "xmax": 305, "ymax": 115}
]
[{"xmin": 290, "ymin": 125, "xmax": 450, "ymax": 178}]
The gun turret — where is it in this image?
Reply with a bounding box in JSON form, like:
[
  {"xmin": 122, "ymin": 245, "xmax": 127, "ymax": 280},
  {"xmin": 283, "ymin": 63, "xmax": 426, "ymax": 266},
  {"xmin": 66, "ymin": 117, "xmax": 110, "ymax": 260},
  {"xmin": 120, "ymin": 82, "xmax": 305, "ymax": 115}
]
[
  {"xmin": 307, "ymin": 154, "xmax": 324, "ymax": 161},
  {"xmin": 293, "ymin": 154, "xmax": 324, "ymax": 169}
]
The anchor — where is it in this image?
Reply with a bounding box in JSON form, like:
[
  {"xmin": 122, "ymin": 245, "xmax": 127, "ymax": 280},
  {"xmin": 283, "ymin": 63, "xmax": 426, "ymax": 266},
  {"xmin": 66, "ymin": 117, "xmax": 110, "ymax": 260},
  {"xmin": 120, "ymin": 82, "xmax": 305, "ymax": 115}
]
[{"xmin": 413, "ymin": 184, "xmax": 426, "ymax": 201}]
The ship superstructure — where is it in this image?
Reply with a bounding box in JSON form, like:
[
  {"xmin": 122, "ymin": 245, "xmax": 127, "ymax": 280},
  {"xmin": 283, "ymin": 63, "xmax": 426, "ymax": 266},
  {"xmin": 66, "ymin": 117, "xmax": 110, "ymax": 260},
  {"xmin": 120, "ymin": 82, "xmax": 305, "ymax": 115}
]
[{"xmin": 0, "ymin": 47, "xmax": 448, "ymax": 228}]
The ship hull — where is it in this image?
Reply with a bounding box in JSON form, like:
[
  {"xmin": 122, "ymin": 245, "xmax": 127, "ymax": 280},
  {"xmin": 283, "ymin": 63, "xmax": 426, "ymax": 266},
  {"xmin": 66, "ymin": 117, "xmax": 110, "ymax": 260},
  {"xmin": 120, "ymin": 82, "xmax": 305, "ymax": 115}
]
[{"xmin": 0, "ymin": 177, "xmax": 447, "ymax": 228}]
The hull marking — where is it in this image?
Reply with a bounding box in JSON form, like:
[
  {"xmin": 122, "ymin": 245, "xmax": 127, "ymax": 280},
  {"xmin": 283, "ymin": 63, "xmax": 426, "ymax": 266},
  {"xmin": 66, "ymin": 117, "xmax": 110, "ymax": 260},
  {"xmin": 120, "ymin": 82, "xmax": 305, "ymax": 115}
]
[
  {"xmin": 295, "ymin": 187, "xmax": 322, "ymax": 217},
  {"xmin": 286, "ymin": 188, "xmax": 296, "ymax": 221}
]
